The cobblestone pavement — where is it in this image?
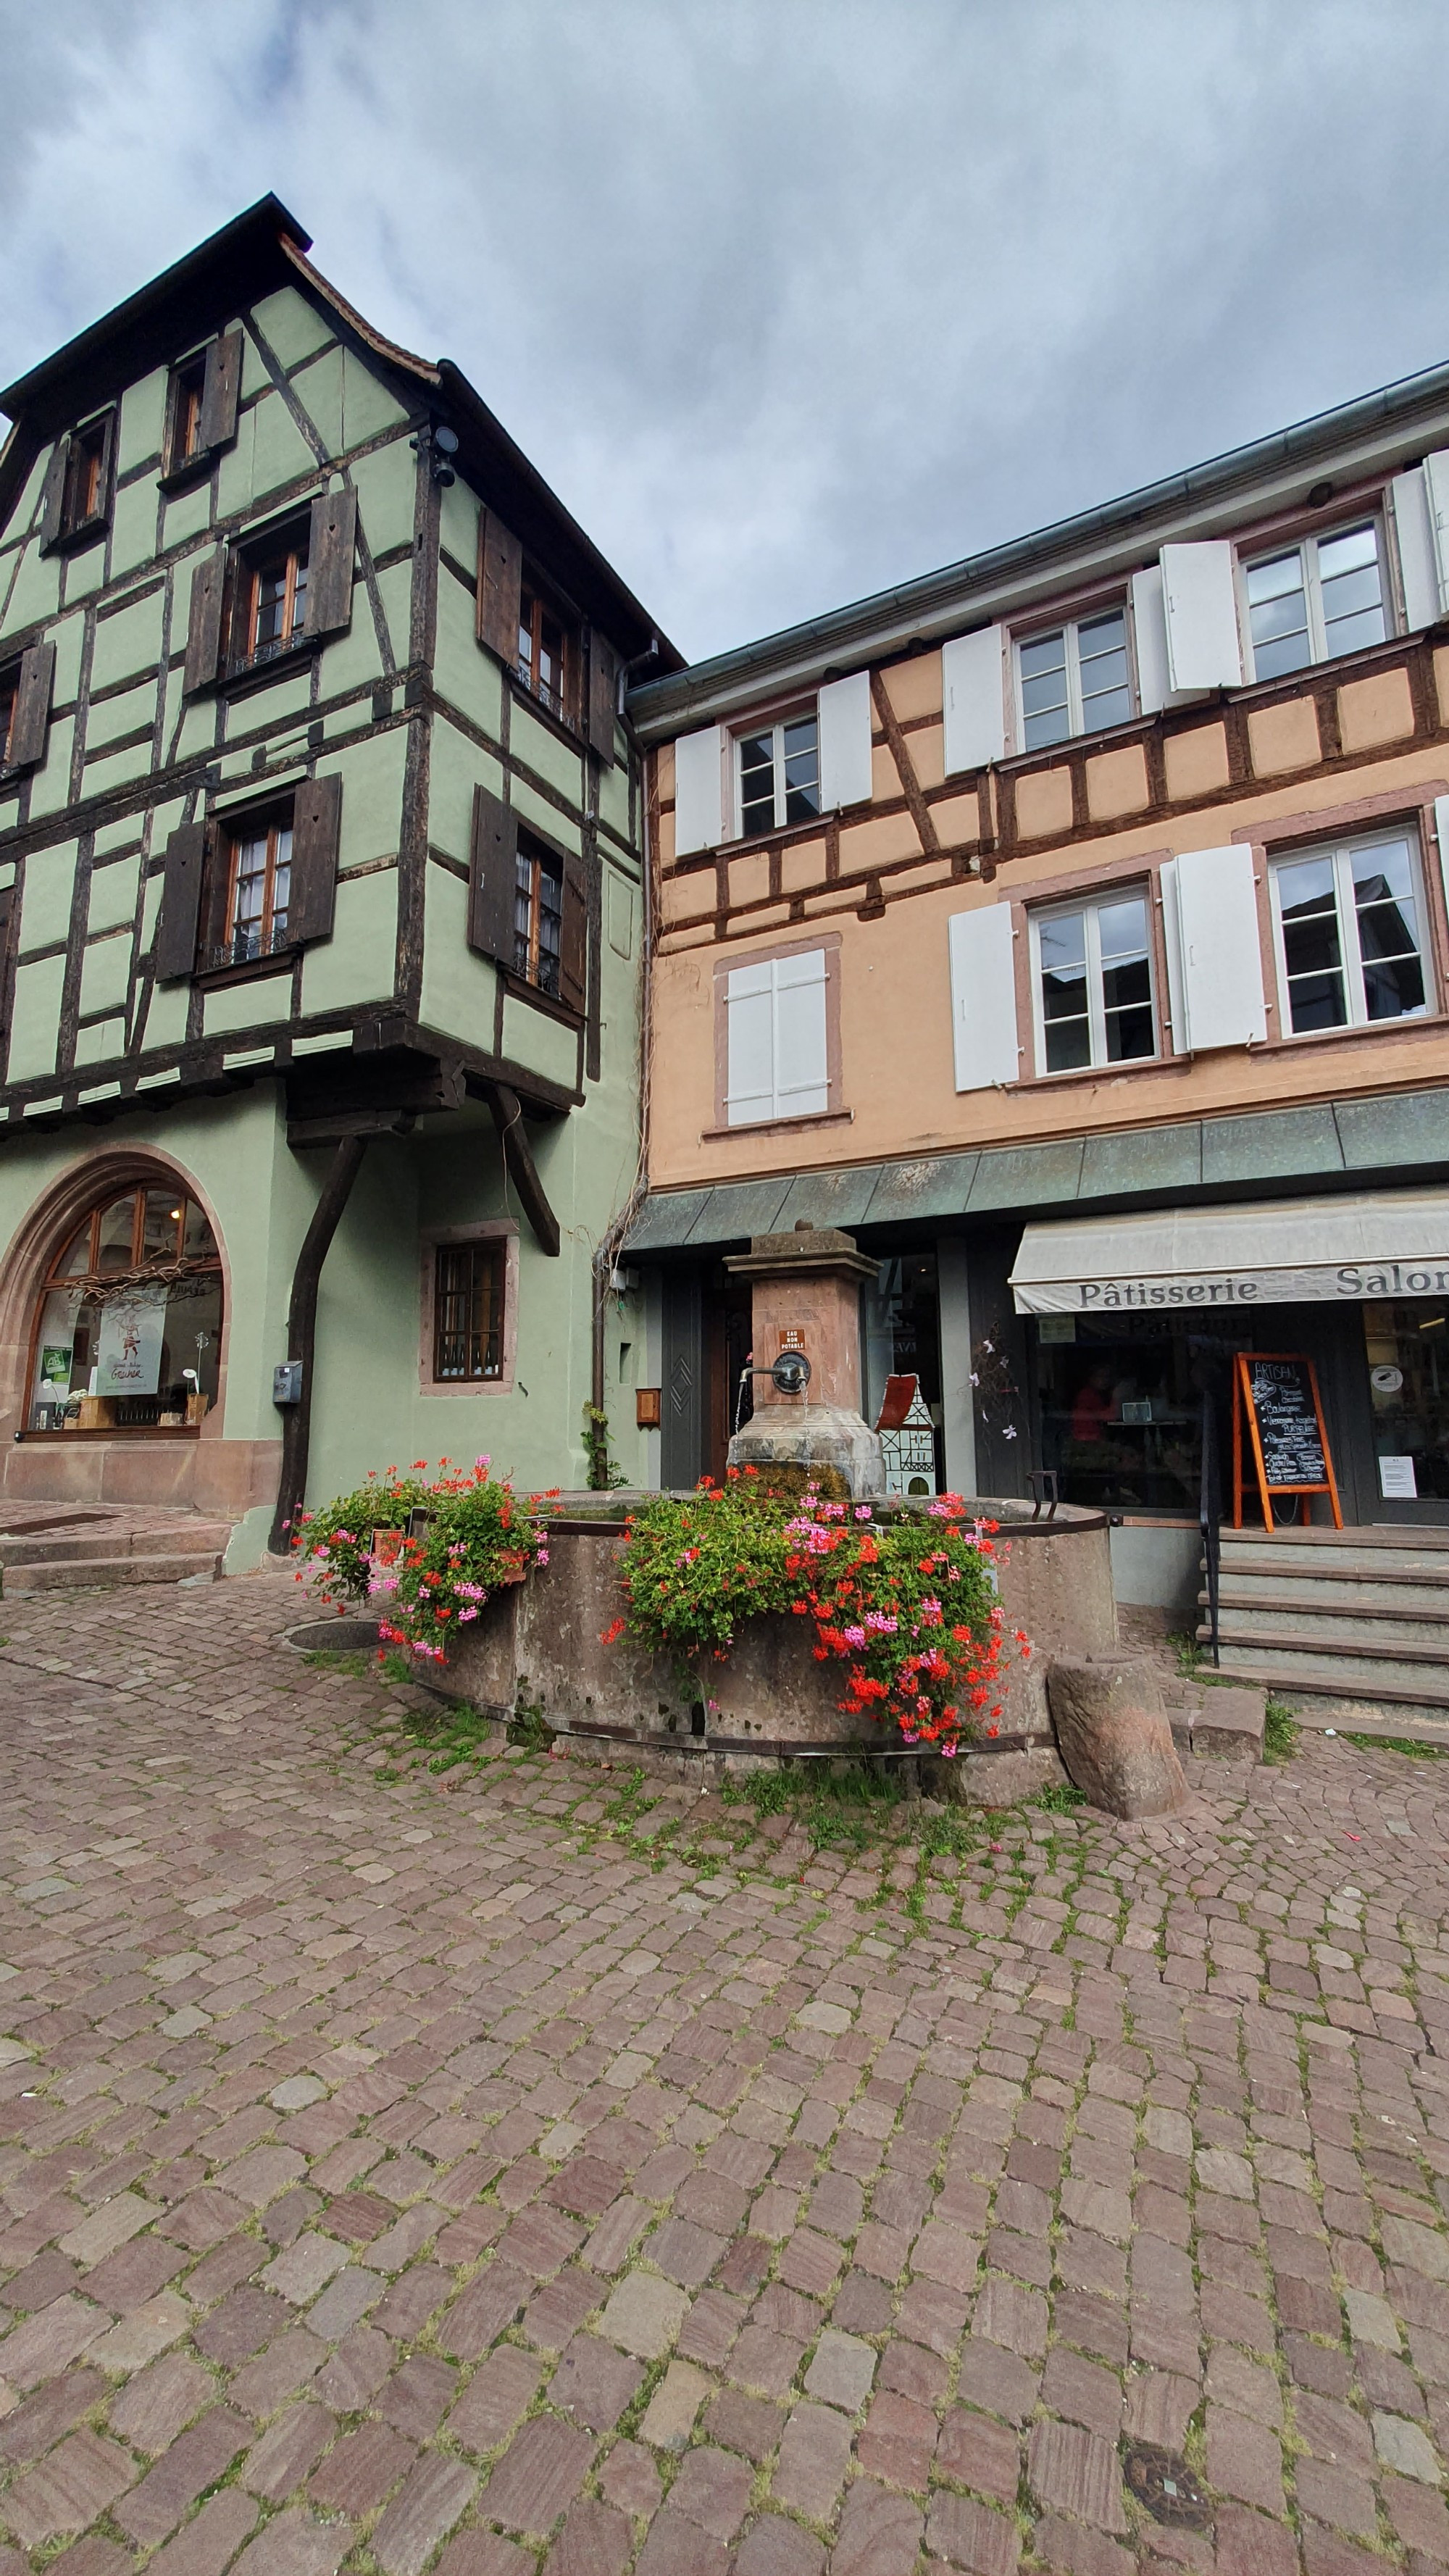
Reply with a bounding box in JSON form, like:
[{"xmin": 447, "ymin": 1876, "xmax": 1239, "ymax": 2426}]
[{"xmin": 0, "ymin": 1576, "xmax": 1445, "ymax": 2576}]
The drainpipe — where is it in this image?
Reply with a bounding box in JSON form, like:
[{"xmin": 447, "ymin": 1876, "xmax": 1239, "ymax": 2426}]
[
  {"xmin": 269, "ymin": 1135, "xmax": 368, "ymax": 1555},
  {"xmin": 590, "ymin": 652, "xmax": 659, "ymax": 1418}
]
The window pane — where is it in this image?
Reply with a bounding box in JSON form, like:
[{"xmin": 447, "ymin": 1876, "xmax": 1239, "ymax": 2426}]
[
  {"xmin": 514, "ymin": 850, "xmax": 535, "ymax": 978},
  {"xmin": 1096, "ymin": 896, "xmax": 1148, "ymax": 962},
  {"xmin": 1286, "ymin": 970, "xmax": 1348, "ymax": 1033},
  {"xmin": 1317, "ymin": 524, "xmax": 1379, "ymax": 580},
  {"xmin": 141, "ymin": 1191, "xmax": 183, "ymax": 1262},
  {"xmin": 536, "ymin": 857, "xmax": 563, "ymax": 996},
  {"xmin": 1077, "ymin": 611, "xmax": 1130, "ymax": 728},
  {"xmin": 271, "ymin": 825, "xmax": 291, "ymax": 938},
  {"xmin": 254, "ymin": 563, "xmax": 289, "ymax": 650},
  {"xmin": 290, "ymin": 557, "xmax": 308, "ymax": 634},
  {"xmin": 782, "ymin": 717, "xmax": 819, "ymax": 825},
  {"xmin": 54, "ymin": 1222, "xmax": 93, "ymax": 1277},
  {"xmin": 181, "ymin": 1201, "xmax": 218, "ymax": 1260},
  {"xmin": 1353, "ymin": 841, "xmax": 1424, "ymax": 1020},
  {"xmin": 739, "ymin": 731, "xmax": 775, "ymax": 833},
  {"xmin": 1248, "ymin": 549, "xmax": 1311, "ymax": 679},
  {"xmin": 1277, "ymin": 856, "xmax": 1346, "ymax": 1029},
  {"xmin": 1045, "ymin": 1017, "xmax": 1091, "ymax": 1073},
  {"xmin": 96, "ymin": 1195, "xmax": 137, "ymax": 1272},
  {"xmin": 1019, "ymin": 631, "xmax": 1066, "ymax": 680}
]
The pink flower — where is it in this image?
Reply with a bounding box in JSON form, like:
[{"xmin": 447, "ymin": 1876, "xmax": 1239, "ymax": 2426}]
[
  {"xmin": 536, "ymin": 1547, "xmax": 549, "ymax": 1565},
  {"xmin": 853, "ymin": 1505, "xmax": 872, "ymax": 1520},
  {"xmin": 842, "ymin": 1625, "xmax": 867, "ymax": 1648}
]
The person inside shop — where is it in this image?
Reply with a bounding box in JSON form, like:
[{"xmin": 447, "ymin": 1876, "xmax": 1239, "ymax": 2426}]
[{"xmin": 1069, "ymin": 1361, "xmax": 1118, "ymax": 1446}]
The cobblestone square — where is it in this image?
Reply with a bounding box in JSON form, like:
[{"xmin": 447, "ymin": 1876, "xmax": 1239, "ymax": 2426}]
[{"xmin": 0, "ymin": 1576, "xmax": 1444, "ymax": 2576}]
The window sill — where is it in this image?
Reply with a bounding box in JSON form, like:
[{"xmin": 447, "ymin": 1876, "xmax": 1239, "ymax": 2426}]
[
  {"xmin": 1006, "ymin": 1053, "xmax": 1193, "ymax": 1091},
  {"xmin": 219, "ymin": 639, "xmax": 317, "ymax": 701},
  {"xmin": 18, "ymin": 1426, "xmax": 201, "ymax": 1443},
  {"xmin": 498, "ymin": 967, "xmax": 582, "ymax": 1030},
  {"xmin": 158, "ymin": 454, "xmax": 220, "ymax": 497},
  {"xmin": 701, "ymin": 1108, "xmax": 853, "ymax": 1141},
  {"xmin": 41, "ymin": 517, "xmax": 109, "ymax": 561},
  {"xmin": 194, "ymin": 949, "xmax": 298, "ymax": 994},
  {"xmin": 506, "ymin": 670, "xmax": 585, "ymax": 754},
  {"xmin": 1250, "ymin": 1010, "xmax": 1445, "ymax": 1054}
]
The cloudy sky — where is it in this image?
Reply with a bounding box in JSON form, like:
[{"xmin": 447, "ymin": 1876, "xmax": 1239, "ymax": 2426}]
[{"xmin": 1, "ymin": 1, "xmax": 1445, "ymax": 662}]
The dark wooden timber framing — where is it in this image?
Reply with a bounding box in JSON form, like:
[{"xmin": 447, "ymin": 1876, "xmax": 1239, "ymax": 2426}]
[
  {"xmin": 656, "ymin": 629, "xmax": 1449, "ymax": 935},
  {"xmin": 484, "ymin": 1082, "xmax": 560, "ymax": 1256},
  {"xmin": 268, "ymin": 1133, "xmax": 368, "ymax": 1553}
]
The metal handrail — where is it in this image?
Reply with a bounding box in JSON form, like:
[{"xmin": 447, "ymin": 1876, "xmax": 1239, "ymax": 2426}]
[{"xmin": 1200, "ymin": 1390, "xmax": 1222, "ymax": 1667}]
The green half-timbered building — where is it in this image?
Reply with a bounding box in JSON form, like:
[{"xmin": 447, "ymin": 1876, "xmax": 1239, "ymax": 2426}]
[{"xmin": 0, "ymin": 197, "xmax": 674, "ymax": 1562}]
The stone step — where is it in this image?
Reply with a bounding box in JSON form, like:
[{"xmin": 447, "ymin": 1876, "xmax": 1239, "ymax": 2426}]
[
  {"xmin": 1214, "ymin": 1556, "xmax": 1449, "ymax": 1600},
  {"xmin": 1203, "ymin": 1632, "xmax": 1449, "ymax": 1701},
  {"xmin": 1202, "ymin": 1593, "xmax": 1449, "ymax": 1645},
  {"xmin": 1220, "ymin": 1521, "xmax": 1449, "ymax": 1551},
  {"xmin": 1206, "ymin": 1571, "xmax": 1449, "ymax": 1612},
  {"xmin": 1200, "ymin": 1652, "xmax": 1449, "ymax": 1718},
  {"xmin": 0, "ymin": 1522, "xmax": 231, "ymax": 1567},
  {"xmin": 2, "ymin": 1551, "xmax": 223, "ymax": 1594}
]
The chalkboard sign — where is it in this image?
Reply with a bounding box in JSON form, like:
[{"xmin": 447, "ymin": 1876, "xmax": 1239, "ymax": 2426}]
[{"xmin": 1232, "ymin": 1351, "xmax": 1342, "ymax": 1530}]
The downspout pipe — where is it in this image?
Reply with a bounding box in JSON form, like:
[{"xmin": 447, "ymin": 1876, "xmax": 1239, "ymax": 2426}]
[
  {"xmin": 269, "ymin": 1134, "xmax": 368, "ymax": 1555},
  {"xmin": 590, "ymin": 658, "xmax": 658, "ymax": 1418}
]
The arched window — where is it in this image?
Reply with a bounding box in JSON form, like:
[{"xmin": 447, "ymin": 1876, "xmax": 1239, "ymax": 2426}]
[{"xmin": 26, "ymin": 1181, "xmax": 222, "ymax": 1435}]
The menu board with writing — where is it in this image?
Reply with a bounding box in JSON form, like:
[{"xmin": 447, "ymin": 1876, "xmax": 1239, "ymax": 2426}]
[{"xmin": 1232, "ymin": 1351, "xmax": 1342, "ymax": 1530}]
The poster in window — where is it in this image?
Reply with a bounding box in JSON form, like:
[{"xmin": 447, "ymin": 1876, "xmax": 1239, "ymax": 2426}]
[
  {"xmin": 38, "ymin": 1345, "xmax": 73, "ymax": 1391},
  {"xmin": 96, "ymin": 1291, "xmax": 166, "ymax": 1397}
]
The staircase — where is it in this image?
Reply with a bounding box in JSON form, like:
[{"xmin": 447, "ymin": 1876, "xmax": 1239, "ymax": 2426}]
[
  {"xmin": 1198, "ymin": 1523, "xmax": 1449, "ymax": 1717},
  {"xmin": 0, "ymin": 1504, "xmax": 232, "ymax": 1594}
]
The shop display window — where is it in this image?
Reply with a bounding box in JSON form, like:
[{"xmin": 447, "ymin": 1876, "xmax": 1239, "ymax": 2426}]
[
  {"xmin": 1363, "ymin": 1301, "xmax": 1449, "ymax": 1501},
  {"xmin": 1035, "ymin": 1310, "xmax": 1245, "ymax": 1513},
  {"xmin": 26, "ymin": 1182, "xmax": 222, "ymax": 1435},
  {"xmin": 863, "ymin": 1252, "xmax": 943, "ymax": 1491}
]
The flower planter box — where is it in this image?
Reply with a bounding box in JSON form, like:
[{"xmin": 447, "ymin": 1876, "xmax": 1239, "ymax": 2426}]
[{"xmin": 412, "ymin": 1493, "xmax": 1114, "ymax": 1791}]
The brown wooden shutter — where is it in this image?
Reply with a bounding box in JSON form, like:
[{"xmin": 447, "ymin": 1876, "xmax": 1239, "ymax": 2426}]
[
  {"xmin": 199, "ymin": 330, "xmax": 242, "ymax": 451},
  {"xmin": 92, "ymin": 411, "xmax": 116, "ymax": 522},
  {"xmin": 288, "ymin": 775, "xmax": 343, "ymax": 943},
  {"xmin": 304, "ymin": 489, "xmax": 357, "ymax": 638},
  {"xmin": 468, "ymin": 784, "xmax": 518, "ymax": 964},
  {"xmin": 0, "ymin": 887, "xmax": 12, "ymax": 1038},
  {"xmin": 7, "ymin": 642, "xmax": 55, "ymax": 770},
  {"xmin": 559, "ymin": 851, "xmax": 588, "ymax": 1017},
  {"xmin": 38, "ymin": 441, "xmax": 70, "ymax": 551},
  {"xmin": 586, "ymin": 628, "xmax": 618, "ymax": 766},
  {"xmin": 154, "ymin": 821, "xmax": 209, "ymax": 980},
  {"xmin": 183, "ymin": 546, "xmax": 227, "ymax": 693},
  {"xmin": 477, "ymin": 511, "xmax": 523, "ymax": 663}
]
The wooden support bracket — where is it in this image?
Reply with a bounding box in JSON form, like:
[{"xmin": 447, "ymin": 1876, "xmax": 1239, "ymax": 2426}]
[{"xmin": 485, "ymin": 1082, "xmax": 561, "ymax": 1257}]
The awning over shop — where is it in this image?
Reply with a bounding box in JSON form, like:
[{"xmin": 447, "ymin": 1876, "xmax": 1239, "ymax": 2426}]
[{"xmin": 1010, "ymin": 1188, "xmax": 1449, "ymax": 1315}]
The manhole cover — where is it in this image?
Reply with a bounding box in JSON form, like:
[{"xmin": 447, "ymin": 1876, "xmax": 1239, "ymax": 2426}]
[
  {"xmin": 1122, "ymin": 2444, "xmax": 1213, "ymax": 2530},
  {"xmin": 286, "ymin": 1617, "xmax": 380, "ymax": 1654}
]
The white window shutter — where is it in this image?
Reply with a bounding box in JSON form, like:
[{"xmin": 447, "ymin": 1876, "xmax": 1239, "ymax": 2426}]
[
  {"xmin": 1420, "ymin": 449, "xmax": 1449, "ymax": 620},
  {"xmin": 772, "ymin": 949, "xmax": 830, "ymax": 1116},
  {"xmin": 1165, "ymin": 845, "xmax": 1266, "ymax": 1050},
  {"xmin": 1158, "ymin": 859, "xmax": 1189, "ymax": 1055},
  {"xmin": 1161, "ymin": 543, "xmax": 1244, "ymax": 693},
  {"xmin": 1129, "ymin": 564, "xmax": 1171, "ymax": 715},
  {"xmin": 1433, "ymin": 799, "xmax": 1449, "ymax": 936},
  {"xmin": 817, "ymin": 671, "xmax": 873, "ymax": 810},
  {"xmin": 942, "ymin": 628, "xmax": 1005, "ymax": 774},
  {"xmin": 1391, "ymin": 467, "xmax": 1440, "ymax": 632},
  {"xmin": 725, "ymin": 961, "xmax": 776, "ymax": 1125},
  {"xmin": 948, "ymin": 905, "xmax": 1019, "ymax": 1091},
  {"xmin": 674, "ymin": 724, "xmax": 726, "ymax": 856}
]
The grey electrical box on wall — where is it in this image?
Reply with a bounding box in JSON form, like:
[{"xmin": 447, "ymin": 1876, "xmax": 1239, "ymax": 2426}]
[{"xmin": 272, "ymin": 1362, "xmax": 304, "ymax": 1406}]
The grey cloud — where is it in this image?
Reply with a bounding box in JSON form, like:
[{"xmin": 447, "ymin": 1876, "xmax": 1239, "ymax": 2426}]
[{"xmin": 1, "ymin": 0, "xmax": 1445, "ymax": 657}]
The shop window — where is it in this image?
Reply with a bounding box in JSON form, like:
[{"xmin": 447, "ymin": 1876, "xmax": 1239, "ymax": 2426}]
[
  {"xmin": 1364, "ymin": 1302, "xmax": 1449, "ymax": 1503},
  {"xmin": 1030, "ymin": 888, "xmax": 1157, "ymax": 1074},
  {"xmin": 1244, "ymin": 521, "xmax": 1386, "ymax": 682},
  {"xmin": 516, "ymin": 576, "xmax": 577, "ymax": 725},
  {"xmin": 1035, "ymin": 1309, "xmax": 1241, "ymax": 1514},
  {"xmin": 514, "ymin": 836, "xmax": 564, "ymax": 999},
  {"xmin": 1269, "ymin": 830, "xmax": 1429, "ymax": 1035},
  {"xmin": 863, "ymin": 1251, "xmax": 943, "ymax": 1493},
  {"xmin": 26, "ymin": 1181, "xmax": 222, "ymax": 1435},
  {"xmin": 736, "ymin": 713, "xmax": 820, "ymax": 836},
  {"xmin": 1016, "ymin": 607, "xmax": 1133, "ymax": 752}
]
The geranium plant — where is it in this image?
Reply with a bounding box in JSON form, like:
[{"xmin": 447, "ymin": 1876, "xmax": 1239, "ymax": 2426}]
[
  {"xmin": 292, "ymin": 1456, "xmax": 555, "ymax": 1664},
  {"xmin": 605, "ymin": 1470, "xmax": 1028, "ymax": 1755}
]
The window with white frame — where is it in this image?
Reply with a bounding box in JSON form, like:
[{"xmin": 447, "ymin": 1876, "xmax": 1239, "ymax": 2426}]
[
  {"xmin": 1016, "ymin": 608, "xmax": 1133, "ymax": 752},
  {"xmin": 736, "ymin": 713, "xmax": 820, "ymax": 836},
  {"xmin": 1244, "ymin": 521, "xmax": 1387, "ymax": 682},
  {"xmin": 1270, "ymin": 830, "xmax": 1429, "ymax": 1035},
  {"xmin": 1031, "ymin": 889, "xmax": 1157, "ymax": 1075},
  {"xmin": 724, "ymin": 947, "xmax": 830, "ymax": 1125}
]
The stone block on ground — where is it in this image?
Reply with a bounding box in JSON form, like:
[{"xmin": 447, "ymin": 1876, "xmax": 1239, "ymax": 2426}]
[{"xmin": 1046, "ymin": 1656, "xmax": 1188, "ymax": 1817}]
